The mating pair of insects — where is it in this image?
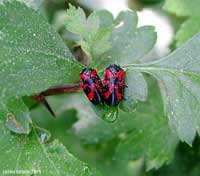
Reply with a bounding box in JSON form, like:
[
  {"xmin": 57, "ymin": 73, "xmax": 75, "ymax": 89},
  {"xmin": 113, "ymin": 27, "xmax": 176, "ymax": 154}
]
[{"xmin": 80, "ymin": 64, "xmax": 126, "ymax": 106}]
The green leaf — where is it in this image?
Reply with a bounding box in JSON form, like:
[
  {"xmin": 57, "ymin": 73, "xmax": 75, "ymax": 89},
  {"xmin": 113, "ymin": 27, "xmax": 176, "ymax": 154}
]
[
  {"xmin": 0, "ymin": 97, "xmax": 32, "ymax": 134},
  {"xmin": 96, "ymin": 10, "xmax": 114, "ymax": 29},
  {"xmin": 164, "ymin": 0, "xmax": 200, "ymax": 17},
  {"xmin": 65, "ymin": 5, "xmax": 111, "ymax": 60},
  {"xmin": 0, "ymin": 120, "xmax": 100, "ymax": 176},
  {"xmin": 115, "ymin": 77, "xmax": 178, "ymax": 171},
  {"xmin": 128, "ymin": 33, "xmax": 200, "ymax": 145},
  {"xmin": 4, "ymin": 98, "xmax": 32, "ymax": 134},
  {"xmin": 175, "ymin": 18, "xmax": 200, "ymax": 47},
  {"xmin": 18, "ymin": 0, "xmax": 43, "ymax": 10},
  {"xmin": 97, "ymin": 11, "xmax": 157, "ymax": 68},
  {"xmin": 90, "ymin": 28, "xmax": 111, "ymax": 59},
  {"xmin": 120, "ymin": 69, "xmax": 148, "ymax": 112},
  {"xmin": 65, "ymin": 7, "xmax": 156, "ymax": 65},
  {"xmin": 164, "ymin": 0, "xmax": 200, "ymax": 47},
  {"xmin": 116, "ymin": 113, "xmax": 178, "ymax": 171},
  {"xmin": 0, "ymin": 0, "xmax": 43, "ymax": 10},
  {"xmin": 153, "ymin": 139, "xmax": 200, "ymax": 176},
  {"xmin": 0, "ymin": 1, "xmax": 82, "ymax": 101},
  {"xmin": 66, "ymin": 4, "xmax": 99, "ymax": 40}
]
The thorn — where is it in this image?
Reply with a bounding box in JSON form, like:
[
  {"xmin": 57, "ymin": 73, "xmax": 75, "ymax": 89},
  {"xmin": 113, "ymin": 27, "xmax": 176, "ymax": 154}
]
[
  {"xmin": 41, "ymin": 98, "xmax": 56, "ymax": 118},
  {"xmin": 33, "ymin": 94, "xmax": 56, "ymax": 118}
]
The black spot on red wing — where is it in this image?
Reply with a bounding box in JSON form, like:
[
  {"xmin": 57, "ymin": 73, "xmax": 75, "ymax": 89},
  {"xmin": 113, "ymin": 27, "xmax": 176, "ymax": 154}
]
[
  {"xmin": 118, "ymin": 85, "xmax": 123, "ymax": 94},
  {"xmin": 105, "ymin": 89, "xmax": 119, "ymax": 106},
  {"xmin": 81, "ymin": 79, "xmax": 87, "ymax": 85},
  {"xmin": 103, "ymin": 85, "xmax": 109, "ymax": 93},
  {"xmin": 91, "ymin": 87, "xmax": 103, "ymax": 105},
  {"xmin": 91, "ymin": 93, "xmax": 101, "ymax": 105},
  {"xmin": 96, "ymin": 78, "xmax": 103, "ymax": 89},
  {"xmin": 84, "ymin": 86, "xmax": 90, "ymax": 95},
  {"xmin": 83, "ymin": 78, "xmax": 103, "ymax": 105},
  {"xmin": 98, "ymin": 79, "xmax": 104, "ymax": 88},
  {"xmin": 80, "ymin": 68, "xmax": 104, "ymax": 105}
]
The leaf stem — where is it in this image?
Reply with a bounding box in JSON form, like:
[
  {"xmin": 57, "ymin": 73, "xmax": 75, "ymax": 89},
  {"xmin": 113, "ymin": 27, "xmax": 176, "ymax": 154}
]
[
  {"xmin": 32, "ymin": 82, "xmax": 82, "ymax": 118},
  {"xmin": 40, "ymin": 82, "xmax": 82, "ymax": 96}
]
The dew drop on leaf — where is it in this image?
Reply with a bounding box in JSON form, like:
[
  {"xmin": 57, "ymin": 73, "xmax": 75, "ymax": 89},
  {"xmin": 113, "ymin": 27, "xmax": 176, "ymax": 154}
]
[
  {"xmin": 35, "ymin": 126, "xmax": 51, "ymax": 143},
  {"xmin": 39, "ymin": 133, "xmax": 50, "ymax": 143},
  {"xmin": 102, "ymin": 107, "xmax": 118, "ymax": 123}
]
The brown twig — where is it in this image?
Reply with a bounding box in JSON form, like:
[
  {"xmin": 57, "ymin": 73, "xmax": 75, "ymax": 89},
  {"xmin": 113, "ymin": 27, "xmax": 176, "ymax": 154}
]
[
  {"xmin": 32, "ymin": 82, "xmax": 83, "ymax": 118},
  {"xmin": 40, "ymin": 82, "xmax": 82, "ymax": 97}
]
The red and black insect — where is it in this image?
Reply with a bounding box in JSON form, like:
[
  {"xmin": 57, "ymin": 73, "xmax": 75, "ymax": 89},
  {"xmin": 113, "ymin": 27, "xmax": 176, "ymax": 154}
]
[
  {"xmin": 103, "ymin": 64, "xmax": 125, "ymax": 106},
  {"xmin": 80, "ymin": 68, "xmax": 104, "ymax": 105}
]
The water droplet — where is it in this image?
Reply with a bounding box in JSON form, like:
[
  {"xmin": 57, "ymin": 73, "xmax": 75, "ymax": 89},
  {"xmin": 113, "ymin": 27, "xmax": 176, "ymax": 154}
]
[
  {"xmin": 40, "ymin": 133, "xmax": 49, "ymax": 143},
  {"xmin": 35, "ymin": 127, "xmax": 51, "ymax": 143},
  {"xmin": 102, "ymin": 107, "xmax": 118, "ymax": 123}
]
